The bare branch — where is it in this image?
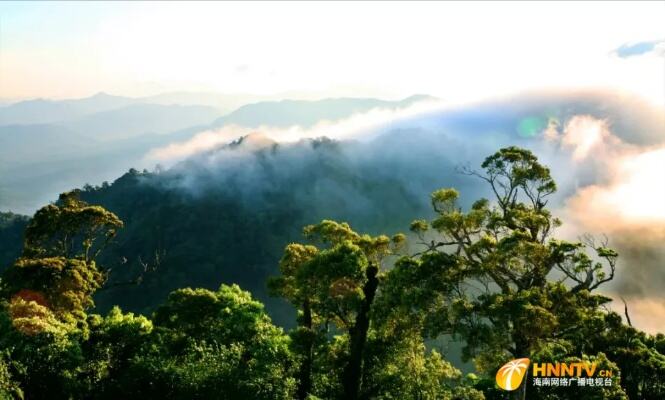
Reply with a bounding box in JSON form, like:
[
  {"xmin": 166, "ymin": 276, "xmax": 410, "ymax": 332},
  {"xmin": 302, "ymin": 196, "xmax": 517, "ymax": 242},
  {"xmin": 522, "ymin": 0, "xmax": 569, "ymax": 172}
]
[{"xmin": 620, "ymin": 297, "xmax": 633, "ymax": 327}]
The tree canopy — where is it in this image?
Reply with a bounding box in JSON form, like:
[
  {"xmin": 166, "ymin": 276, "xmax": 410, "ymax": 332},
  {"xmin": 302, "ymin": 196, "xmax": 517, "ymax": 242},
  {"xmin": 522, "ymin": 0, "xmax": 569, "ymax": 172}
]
[{"xmin": 0, "ymin": 146, "xmax": 661, "ymax": 399}]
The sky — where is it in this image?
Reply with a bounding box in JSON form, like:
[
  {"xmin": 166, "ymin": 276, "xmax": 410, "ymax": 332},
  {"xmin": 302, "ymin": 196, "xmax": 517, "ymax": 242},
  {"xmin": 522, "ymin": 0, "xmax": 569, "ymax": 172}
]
[
  {"xmin": 0, "ymin": 1, "xmax": 664, "ymax": 104},
  {"xmin": 0, "ymin": 1, "xmax": 664, "ymax": 333}
]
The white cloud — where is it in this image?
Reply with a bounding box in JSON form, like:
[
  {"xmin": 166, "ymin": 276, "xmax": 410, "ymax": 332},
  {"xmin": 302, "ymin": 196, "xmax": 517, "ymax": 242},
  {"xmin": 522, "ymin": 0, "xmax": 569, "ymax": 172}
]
[
  {"xmin": 551, "ymin": 115, "xmax": 665, "ymax": 333},
  {"xmin": 146, "ymin": 98, "xmax": 444, "ymax": 163},
  {"xmin": 564, "ymin": 142, "xmax": 665, "ymax": 228},
  {"xmin": 548, "ymin": 115, "xmax": 629, "ymax": 161}
]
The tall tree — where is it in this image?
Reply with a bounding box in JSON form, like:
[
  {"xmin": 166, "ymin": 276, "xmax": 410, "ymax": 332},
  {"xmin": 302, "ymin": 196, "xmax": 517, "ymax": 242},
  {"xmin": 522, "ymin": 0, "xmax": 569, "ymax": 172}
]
[
  {"xmin": 1, "ymin": 191, "xmax": 123, "ymax": 327},
  {"xmin": 22, "ymin": 191, "xmax": 123, "ymax": 263},
  {"xmin": 271, "ymin": 220, "xmax": 484, "ymax": 400},
  {"xmin": 270, "ymin": 220, "xmax": 405, "ymax": 399},
  {"xmin": 406, "ymin": 147, "xmax": 624, "ymax": 399},
  {"xmin": 0, "ymin": 193, "xmax": 125, "ymax": 399}
]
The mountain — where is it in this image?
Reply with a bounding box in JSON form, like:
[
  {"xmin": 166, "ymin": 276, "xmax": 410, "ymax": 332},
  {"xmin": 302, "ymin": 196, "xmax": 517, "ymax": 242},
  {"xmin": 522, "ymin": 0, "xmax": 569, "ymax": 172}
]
[
  {"xmin": 63, "ymin": 104, "xmax": 223, "ymax": 141},
  {"xmin": 140, "ymin": 91, "xmax": 266, "ymax": 114},
  {"xmin": 1, "ymin": 90, "xmax": 664, "ymax": 331},
  {"xmin": 1, "ymin": 90, "xmax": 664, "ymax": 397},
  {"xmin": 0, "ymin": 109, "xmax": 533, "ymax": 323},
  {"xmin": 0, "ymin": 104, "xmax": 223, "ymax": 212},
  {"xmin": 67, "ymin": 135, "xmax": 442, "ymax": 326},
  {"xmin": 0, "ymin": 92, "xmax": 137, "ymax": 125},
  {"xmin": 212, "ymin": 94, "xmax": 436, "ymax": 128},
  {"xmin": 0, "ymin": 95, "xmax": 435, "ymax": 213},
  {"xmin": 0, "ymin": 124, "xmax": 94, "ymax": 165}
]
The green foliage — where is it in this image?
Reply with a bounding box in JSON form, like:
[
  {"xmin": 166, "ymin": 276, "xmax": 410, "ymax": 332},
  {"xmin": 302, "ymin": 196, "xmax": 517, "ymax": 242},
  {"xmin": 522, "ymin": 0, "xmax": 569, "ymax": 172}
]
[
  {"xmin": 270, "ymin": 220, "xmax": 482, "ymax": 400},
  {"xmin": 0, "ymin": 195, "xmax": 123, "ymax": 399},
  {"xmin": 0, "ymin": 192, "xmax": 120, "ymax": 332},
  {"xmin": 0, "ymin": 146, "xmax": 662, "ymax": 399},
  {"xmin": 580, "ymin": 312, "xmax": 665, "ymax": 400},
  {"xmin": 81, "ymin": 307, "xmax": 153, "ymax": 396},
  {"xmin": 154, "ymin": 284, "xmax": 290, "ymax": 347},
  {"xmin": 2, "ymin": 257, "xmax": 103, "ymax": 323},
  {"xmin": 406, "ymin": 146, "xmax": 635, "ymax": 399},
  {"xmin": 119, "ymin": 284, "xmax": 296, "ymax": 400},
  {"xmin": 0, "ymin": 354, "xmax": 22, "ymax": 400},
  {"xmin": 0, "ymin": 282, "xmax": 296, "ymax": 399},
  {"xmin": 361, "ymin": 331, "xmax": 484, "ymax": 400},
  {"xmin": 0, "ymin": 306, "xmax": 85, "ymax": 399},
  {"xmin": 5, "ymin": 297, "xmax": 71, "ymax": 336},
  {"xmin": 22, "ymin": 191, "xmax": 123, "ymax": 263}
]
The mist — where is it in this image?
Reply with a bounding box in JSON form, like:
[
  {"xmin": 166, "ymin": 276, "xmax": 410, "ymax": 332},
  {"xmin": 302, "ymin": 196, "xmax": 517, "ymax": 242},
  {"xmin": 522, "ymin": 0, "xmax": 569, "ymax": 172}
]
[{"xmin": 140, "ymin": 89, "xmax": 665, "ymax": 333}]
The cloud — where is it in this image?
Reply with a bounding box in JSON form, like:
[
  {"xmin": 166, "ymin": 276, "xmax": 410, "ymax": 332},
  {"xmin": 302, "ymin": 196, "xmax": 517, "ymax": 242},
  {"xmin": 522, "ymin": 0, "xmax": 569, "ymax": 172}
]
[
  {"xmin": 558, "ymin": 114, "xmax": 665, "ymax": 231},
  {"xmin": 144, "ymin": 91, "xmax": 665, "ymax": 333},
  {"xmin": 145, "ymin": 98, "xmax": 444, "ymax": 164},
  {"xmin": 567, "ymin": 146, "xmax": 665, "ymax": 225},
  {"xmin": 614, "ymin": 39, "xmax": 665, "ymax": 58},
  {"xmin": 555, "ymin": 115, "xmax": 627, "ymax": 160},
  {"xmin": 551, "ymin": 116, "xmax": 665, "ymax": 332}
]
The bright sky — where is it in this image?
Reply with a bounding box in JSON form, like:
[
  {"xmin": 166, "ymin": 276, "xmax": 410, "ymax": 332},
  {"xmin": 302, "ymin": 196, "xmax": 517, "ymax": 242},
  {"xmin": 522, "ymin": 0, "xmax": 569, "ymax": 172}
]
[{"xmin": 0, "ymin": 1, "xmax": 663, "ymax": 103}]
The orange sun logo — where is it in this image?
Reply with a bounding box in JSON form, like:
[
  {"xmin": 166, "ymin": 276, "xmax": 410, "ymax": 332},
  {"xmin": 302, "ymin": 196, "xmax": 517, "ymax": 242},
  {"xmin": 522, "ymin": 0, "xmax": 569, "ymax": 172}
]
[{"xmin": 496, "ymin": 358, "xmax": 530, "ymax": 391}]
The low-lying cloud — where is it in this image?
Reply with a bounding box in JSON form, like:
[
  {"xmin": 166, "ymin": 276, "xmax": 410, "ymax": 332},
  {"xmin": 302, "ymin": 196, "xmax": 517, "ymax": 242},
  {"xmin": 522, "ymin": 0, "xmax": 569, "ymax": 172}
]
[
  {"xmin": 144, "ymin": 90, "xmax": 665, "ymax": 333},
  {"xmin": 146, "ymin": 99, "xmax": 444, "ymax": 164}
]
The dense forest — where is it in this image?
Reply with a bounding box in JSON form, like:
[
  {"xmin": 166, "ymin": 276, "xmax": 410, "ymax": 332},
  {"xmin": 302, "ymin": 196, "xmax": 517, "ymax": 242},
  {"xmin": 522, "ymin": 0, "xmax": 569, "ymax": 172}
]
[
  {"xmin": 0, "ymin": 146, "xmax": 663, "ymax": 399},
  {"xmin": 23, "ymin": 133, "xmax": 466, "ymax": 326}
]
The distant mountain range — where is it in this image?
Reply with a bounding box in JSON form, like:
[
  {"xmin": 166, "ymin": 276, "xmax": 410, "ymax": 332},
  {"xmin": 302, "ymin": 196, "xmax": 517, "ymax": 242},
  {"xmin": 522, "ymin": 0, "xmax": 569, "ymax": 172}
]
[
  {"xmin": 212, "ymin": 94, "xmax": 435, "ymax": 128},
  {"xmin": 0, "ymin": 89, "xmax": 663, "ymax": 345},
  {"xmin": 0, "ymin": 92, "xmax": 137, "ymax": 125},
  {"xmin": 63, "ymin": 104, "xmax": 222, "ymax": 141},
  {"xmin": 0, "ymin": 93, "xmax": 435, "ymax": 213},
  {"xmin": 4, "ymin": 89, "xmax": 660, "ymax": 215}
]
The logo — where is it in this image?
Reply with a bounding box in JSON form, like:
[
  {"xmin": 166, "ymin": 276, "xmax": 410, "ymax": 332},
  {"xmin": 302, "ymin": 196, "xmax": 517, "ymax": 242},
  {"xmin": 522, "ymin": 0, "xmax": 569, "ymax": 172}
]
[
  {"xmin": 496, "ymin": 359, "xmax": 614, "ymax": 391},
  {"xmin": 496, "ymin": 358, "xmax": 530, "ymax": 391}
]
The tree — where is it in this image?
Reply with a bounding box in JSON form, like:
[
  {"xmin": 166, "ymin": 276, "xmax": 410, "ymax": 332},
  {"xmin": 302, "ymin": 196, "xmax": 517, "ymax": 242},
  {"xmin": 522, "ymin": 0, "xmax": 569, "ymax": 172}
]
[
  {"xmin": 22, "ymin": 191, "xmax": 123, "ymax": 263},
  {"xmin": 406, "ymin": 147, "xmax": 625, "ymax": 399},
  {"xmin": 0, "ymin": 193, "xmax": 125, "ymax": 399},
  {"xmin": 270, "ymin": 220, "xmax": 483, "ymax": 400},
  {"xmin": 120, "ymin": 284, "xmax": 296, "ymax": 400},
  {"xmin": 0, "ymin": 305, "xmax": 85, "ymax": 399},
  {"xmin": 1, "ymin": 192, "xmax": 123, "ymax": 327},
  {"xmin": 270, "ymin": 220, "xmax": 404, "ymax": 399},
  {"xmin": 581, "ymin": 312, "xmax": 665, "ymax": 400},
  {"xmin": 81, "ymin": 307, "xmax": 153, "ymax": 398},
  {"xmin": 2, "ymin": 257, "xmax": 104, "ymax": 324},
  {"xmin": 0, "ymin": 147, "xmax": 662, "ymax": 399},
  {"xmin": 0, "ymin": 354, "xmax": 22, "ymax": 400}
]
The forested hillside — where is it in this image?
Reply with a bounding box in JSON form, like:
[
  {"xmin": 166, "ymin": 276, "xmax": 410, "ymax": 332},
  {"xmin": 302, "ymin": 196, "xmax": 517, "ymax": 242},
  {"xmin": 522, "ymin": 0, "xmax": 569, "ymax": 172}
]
[
  {"xmin": 0, "ymin": 147, "xmax": 663, "ymax": 400},
  {"xmin": 74, "ymin": 136, "xmax": 433, "ymax": 325},
  {"xmin": 0, "ymin": 94, "xmax": 432, "ymax": 213},
  {"xmin": 1, "ymin": 91, "xmax": 665, "ymax": 399},
  {"xmin": 2, "ymin": 2, "xmax": 663, "ymax": 398},
  {"xmin": 0, "ymin": 213, "xmax": 27, "ymax": 269},
  {"xmin": 2, "ymin": 90, "xmax": 664, "ymax": 325}
]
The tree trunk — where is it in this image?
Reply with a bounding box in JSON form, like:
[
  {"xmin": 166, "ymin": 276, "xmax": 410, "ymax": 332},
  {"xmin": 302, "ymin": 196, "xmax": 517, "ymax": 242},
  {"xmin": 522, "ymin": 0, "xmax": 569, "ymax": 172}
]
[
  {"xmin": 342, "ymin": 264, "xmax": 379, "ymax": 400},
  {"xmin": 297, "ymin": 299, "xmax": 314, "ymax": 400}
]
